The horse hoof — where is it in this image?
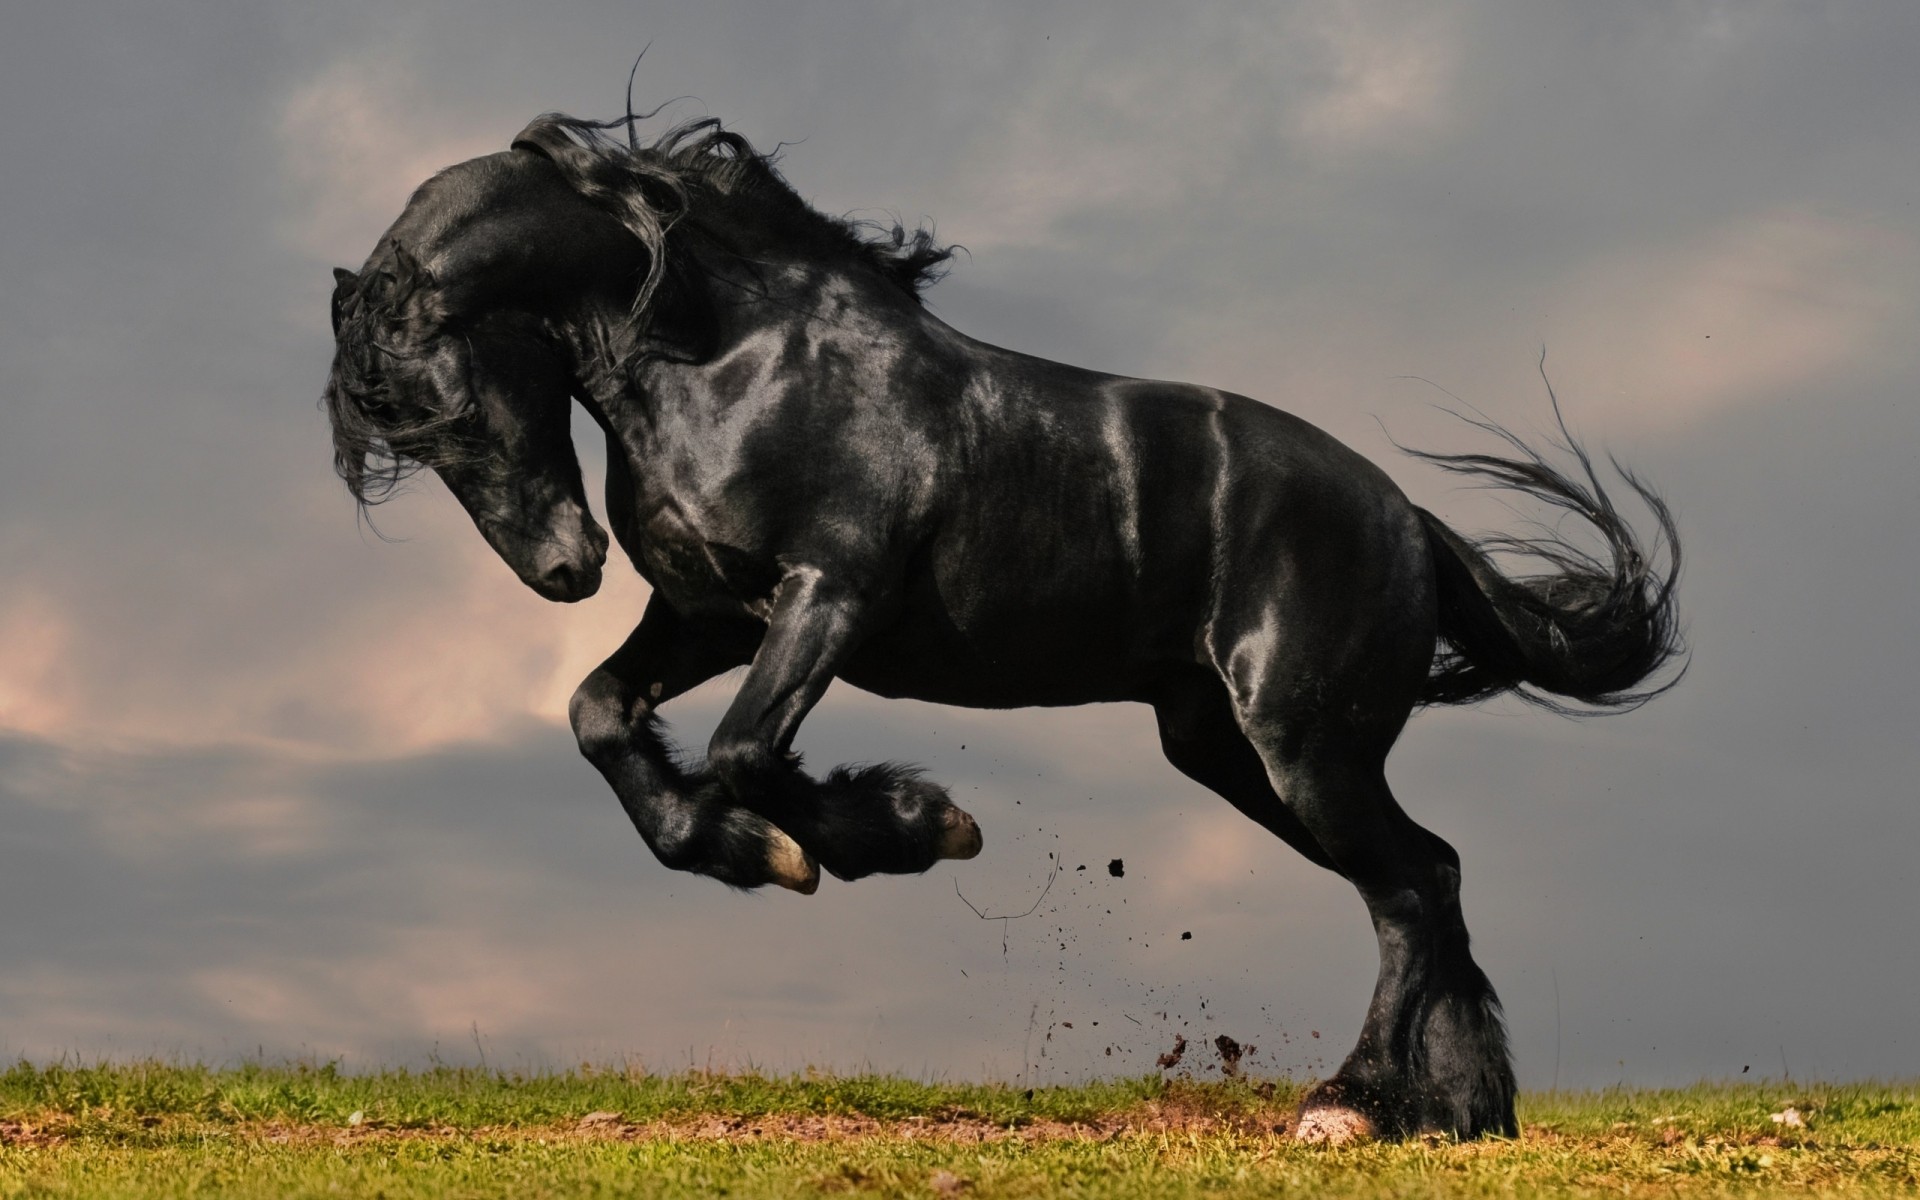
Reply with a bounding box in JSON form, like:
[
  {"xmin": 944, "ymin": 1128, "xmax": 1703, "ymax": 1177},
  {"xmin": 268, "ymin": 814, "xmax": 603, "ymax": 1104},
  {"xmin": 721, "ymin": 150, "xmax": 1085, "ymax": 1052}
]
[
  {"xmin": 766, "ymin": 828, "xmax": 820, "ymax": 894},
  {"xmin": 937, "ymin": 805, "xmax": 983, "ymax": 860},
  {"xmin": 1293, "ymin": 1106, "xmax": 1376, "ymax": 1146}
]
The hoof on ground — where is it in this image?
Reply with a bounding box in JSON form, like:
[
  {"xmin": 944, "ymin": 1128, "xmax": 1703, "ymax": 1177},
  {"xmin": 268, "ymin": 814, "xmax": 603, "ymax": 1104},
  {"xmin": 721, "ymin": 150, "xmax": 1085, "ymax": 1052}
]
[
  {"xmin": 937, "ymin": 805, "xmax": 983, "ymax": 860},
  {"xmin": 766, "ymin": 828, "xmax": 820, "ymax": 894},
  {"xmin": 1293, "ymin": 1106, "xmax": 1376, "ymax": 1146}
]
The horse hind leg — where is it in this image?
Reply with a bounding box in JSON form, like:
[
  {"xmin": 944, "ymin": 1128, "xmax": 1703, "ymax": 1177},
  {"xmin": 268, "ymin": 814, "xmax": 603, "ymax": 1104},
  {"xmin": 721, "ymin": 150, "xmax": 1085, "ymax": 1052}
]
[
  {"xmin": 1155, "ymin": 661, "xmax": 1513, "ymax": 1138},
  {"xmin": 1245, "ymin": 715, "xmax": 1517, "ymax": 1141},
  {"xmin": 1152, "ymin": 671, "xmax": 1337, "ymax": 873}
]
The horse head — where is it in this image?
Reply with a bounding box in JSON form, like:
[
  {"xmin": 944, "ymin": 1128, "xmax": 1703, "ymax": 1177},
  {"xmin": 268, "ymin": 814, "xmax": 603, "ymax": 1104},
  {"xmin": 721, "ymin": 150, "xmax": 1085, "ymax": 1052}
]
[{"xmin": 324, "ymin": 143, "xmax": 654, "ymax": 602}]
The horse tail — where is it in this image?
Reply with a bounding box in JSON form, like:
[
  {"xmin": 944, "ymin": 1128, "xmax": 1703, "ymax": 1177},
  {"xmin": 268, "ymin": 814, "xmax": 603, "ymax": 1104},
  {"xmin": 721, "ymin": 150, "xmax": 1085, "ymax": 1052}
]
[{"xmin": 1408, "ymin": 414, "xmax": 1685, "ymax": 713}]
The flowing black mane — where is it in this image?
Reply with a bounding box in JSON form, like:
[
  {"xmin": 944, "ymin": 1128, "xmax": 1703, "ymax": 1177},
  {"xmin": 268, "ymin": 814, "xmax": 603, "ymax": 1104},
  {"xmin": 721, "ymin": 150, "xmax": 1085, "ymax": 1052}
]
[
  {"xmin": 325, "ymin": 112, "xmax": 954, "ymax": 509},
  {"xmin": 325, "ymin": 243, "xmax": 483, "ymax": 508},
  {"xmin": 517, "ymin": 113, "xmax": 955, "ymax": 310}
]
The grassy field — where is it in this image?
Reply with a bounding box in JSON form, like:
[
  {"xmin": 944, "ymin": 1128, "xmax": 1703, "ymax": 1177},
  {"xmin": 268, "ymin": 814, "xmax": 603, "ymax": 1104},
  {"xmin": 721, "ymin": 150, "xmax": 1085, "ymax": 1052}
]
[{"xmin": 2, "ymin": 1062, "xmax": 1916, "ymax": 1198}]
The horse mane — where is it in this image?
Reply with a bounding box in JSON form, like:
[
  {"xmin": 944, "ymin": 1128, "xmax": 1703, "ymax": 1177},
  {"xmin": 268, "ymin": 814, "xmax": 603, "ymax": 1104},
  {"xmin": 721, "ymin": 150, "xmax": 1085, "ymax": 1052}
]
[
  {"xmin": 324, "ymin": 112, "xmax": 955, "ymax": 510},
  {"xmin": 325, "ymin": 245, "xmax": 490, "ymax": 509},
  {"xmin": 515, "ymin": 113, "xmax": 955, "ymax": 314}
]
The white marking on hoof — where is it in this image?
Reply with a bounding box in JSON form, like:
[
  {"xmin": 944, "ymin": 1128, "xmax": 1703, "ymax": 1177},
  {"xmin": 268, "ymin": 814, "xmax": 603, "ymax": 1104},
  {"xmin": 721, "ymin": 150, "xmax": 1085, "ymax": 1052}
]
[
  {"xmin": 938, "ymin": 807, "xmax": 983, "ymax": 860},
  {"xmin": 766, "ymin": 828, "xmax": 819, "ymax": 894},
  {"xmin": 1293, "ymin": 1107, "xmax": 1376, "ymax": 1146}
]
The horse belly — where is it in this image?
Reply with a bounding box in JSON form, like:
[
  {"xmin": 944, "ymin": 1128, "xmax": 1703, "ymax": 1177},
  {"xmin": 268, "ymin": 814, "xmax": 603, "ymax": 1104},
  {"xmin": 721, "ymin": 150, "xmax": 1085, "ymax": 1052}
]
[
  {"xmin": 839, "ymin": 556, "xmax": 1203, "ymax": 708},
  {"xmin": 837, "ymin": 627, "xmax": 1144, "ymax": 707}
]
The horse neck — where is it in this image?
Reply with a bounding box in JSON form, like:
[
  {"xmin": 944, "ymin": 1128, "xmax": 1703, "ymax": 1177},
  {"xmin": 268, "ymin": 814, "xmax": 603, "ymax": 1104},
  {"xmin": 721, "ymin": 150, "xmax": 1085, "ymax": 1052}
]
[
  {"xmin": 701, "ymin": 250, "xmax": 847, "ymax": 321},
  {"xmin": 575, "ymin": 249, "xmax": 919, "ymax": 432}
]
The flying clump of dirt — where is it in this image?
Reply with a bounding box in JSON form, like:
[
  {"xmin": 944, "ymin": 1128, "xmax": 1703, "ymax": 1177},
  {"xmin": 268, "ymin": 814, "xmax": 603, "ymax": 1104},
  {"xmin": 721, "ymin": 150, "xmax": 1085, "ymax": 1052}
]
[
  {"xmin": 1213, "ymin": 1035, "xmax": 1253, "ymax": 1077},
  {"xmin": 1107, "ymin": 859, "xmax": 1125, "ymax": 878},
  {"xmin": 1155, "ymin": 1034, "xmax": 1187, "ymax": 1070}
]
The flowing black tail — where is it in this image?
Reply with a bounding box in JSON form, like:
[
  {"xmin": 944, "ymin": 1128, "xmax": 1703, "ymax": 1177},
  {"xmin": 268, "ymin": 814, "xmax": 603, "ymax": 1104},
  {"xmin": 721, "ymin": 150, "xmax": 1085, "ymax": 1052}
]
[{"xmin": 1409, "ymin": 401, "xmax": 1685, "ymax": 714}]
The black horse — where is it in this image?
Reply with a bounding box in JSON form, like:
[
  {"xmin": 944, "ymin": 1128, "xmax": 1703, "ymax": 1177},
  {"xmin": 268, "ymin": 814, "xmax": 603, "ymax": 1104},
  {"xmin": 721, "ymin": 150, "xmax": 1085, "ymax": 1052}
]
[{"xmin": 325, "ymin": 113, "xmax": 1681, "ymax": 1143}]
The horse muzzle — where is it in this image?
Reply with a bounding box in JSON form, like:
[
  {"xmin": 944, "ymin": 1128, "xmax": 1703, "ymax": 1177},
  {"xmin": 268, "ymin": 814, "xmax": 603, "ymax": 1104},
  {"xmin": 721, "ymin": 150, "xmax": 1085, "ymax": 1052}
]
[
  {"xmin": 514, "ymin": 512, "xmax": 609, "ymax": 603},
  {"xmin": 529, "ymin": 553, "xmax": 604, "ymax": 603}
]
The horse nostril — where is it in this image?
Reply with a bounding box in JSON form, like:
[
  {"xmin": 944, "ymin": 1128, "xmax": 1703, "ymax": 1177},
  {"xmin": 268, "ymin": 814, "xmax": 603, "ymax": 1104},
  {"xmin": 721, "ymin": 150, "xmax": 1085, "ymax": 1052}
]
[{"xmin": 538, "ymin": 560, "xmax": 596, "ymax": 601}]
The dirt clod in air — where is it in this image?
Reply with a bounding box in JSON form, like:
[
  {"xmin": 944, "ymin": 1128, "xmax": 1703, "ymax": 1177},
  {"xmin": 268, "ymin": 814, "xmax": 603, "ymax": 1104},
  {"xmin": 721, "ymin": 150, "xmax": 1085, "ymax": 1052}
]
[
  {"xmin": 1108, "ymin": 859, "xmax": 1125, "ymax": 878},
  {"xmin": 1181, "ymin": 931, "xmax": 1192, "ymax": 941},
  {"xmin": 1213, "ymin": 1035, "xmax": 1252, "ymax": 1077},
  {"xmin": 1156, "ymin": 1034, "xmax": 1188, "ymax": 1070}
]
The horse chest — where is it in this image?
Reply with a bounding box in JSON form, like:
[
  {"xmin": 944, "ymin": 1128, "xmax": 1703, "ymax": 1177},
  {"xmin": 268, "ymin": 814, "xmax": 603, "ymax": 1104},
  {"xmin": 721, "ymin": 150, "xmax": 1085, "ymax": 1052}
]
[{"xmin": 629, "ymin": 505, "xmax": 781, "ymax": 619}]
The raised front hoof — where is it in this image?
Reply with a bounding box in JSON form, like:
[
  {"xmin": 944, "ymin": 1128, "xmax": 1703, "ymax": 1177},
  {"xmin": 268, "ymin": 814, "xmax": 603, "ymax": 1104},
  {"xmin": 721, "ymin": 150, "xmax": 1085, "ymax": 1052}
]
[
  {"xmin": 1292, "ymin": 1106, "xmax": 1377, "ymax": 1147},
  {"xmin": 877, "ymin": 773, "xmax": 981, "ymax": 863},
  {"xmin": 765, "ymin": 827, "xmax": 821, "ymax": 894},
  {"xmin": 805, "ymin": 764, "xmax": 975, "ymax": 881},
  {"xmin": 937, "ymin": 803, "xmax": 983, "ymax": 861}
]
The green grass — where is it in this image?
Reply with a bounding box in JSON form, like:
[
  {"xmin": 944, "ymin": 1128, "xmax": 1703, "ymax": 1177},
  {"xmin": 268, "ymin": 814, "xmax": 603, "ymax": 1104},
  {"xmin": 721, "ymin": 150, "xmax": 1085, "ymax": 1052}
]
[{"xmin": 3, "ymin": 1062, "xmax": 1916, "ymax": 1198}]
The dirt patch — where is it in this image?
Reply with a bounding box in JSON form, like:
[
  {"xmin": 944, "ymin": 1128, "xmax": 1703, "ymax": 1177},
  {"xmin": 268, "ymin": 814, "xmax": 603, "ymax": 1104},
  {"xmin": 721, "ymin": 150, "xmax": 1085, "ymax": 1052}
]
[
  {"xmin": 574, "ymin": 1093, "xmax": 1300, "ymax": 1144},
  {"xmin": 235, "ymin": 1110, "xmax": 1280, "ymax": 1148},
  {"xmin": 1, "ymin": 1091, "xmax": 1308, "ymax": 1150},
  {"xmin": 0, "ymin": 1120, "xmax": 66, "ymax": 1148}
]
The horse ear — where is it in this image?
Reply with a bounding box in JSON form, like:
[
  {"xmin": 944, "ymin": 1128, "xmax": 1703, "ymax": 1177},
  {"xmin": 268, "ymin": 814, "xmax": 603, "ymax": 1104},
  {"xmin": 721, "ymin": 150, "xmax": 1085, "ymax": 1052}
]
[{"xmin": 330, "ymin": 268, "xmax": 360, "ymax": 335}]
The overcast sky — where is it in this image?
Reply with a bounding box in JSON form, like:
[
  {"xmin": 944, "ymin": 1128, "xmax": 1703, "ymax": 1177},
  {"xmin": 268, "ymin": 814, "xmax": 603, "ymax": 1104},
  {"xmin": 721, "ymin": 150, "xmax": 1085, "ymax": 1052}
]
[{"xmin": 3, "ymin": 0, "xmax": 1917, "ymax": 1088}]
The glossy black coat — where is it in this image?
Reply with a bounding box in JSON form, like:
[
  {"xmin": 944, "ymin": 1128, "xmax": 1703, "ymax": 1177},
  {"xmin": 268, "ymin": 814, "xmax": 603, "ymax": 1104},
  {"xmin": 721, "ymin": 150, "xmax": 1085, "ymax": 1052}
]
[{"xmin": 325, "ymin": 116, "xmax": 1682, "ymax": 1142}]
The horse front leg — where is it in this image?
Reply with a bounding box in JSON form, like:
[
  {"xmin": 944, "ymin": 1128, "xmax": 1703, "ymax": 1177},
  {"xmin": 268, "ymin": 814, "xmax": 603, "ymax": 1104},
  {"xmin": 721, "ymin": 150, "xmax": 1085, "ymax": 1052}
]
[
  {"xmin": 706, "ymin": 567, "xmax": 982, "ymax": 881},
  {"xmin": 570, "ymin": 598, "xmax": 820, "ymax": 892}
]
